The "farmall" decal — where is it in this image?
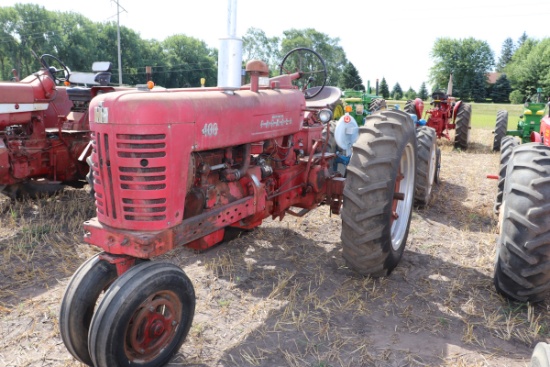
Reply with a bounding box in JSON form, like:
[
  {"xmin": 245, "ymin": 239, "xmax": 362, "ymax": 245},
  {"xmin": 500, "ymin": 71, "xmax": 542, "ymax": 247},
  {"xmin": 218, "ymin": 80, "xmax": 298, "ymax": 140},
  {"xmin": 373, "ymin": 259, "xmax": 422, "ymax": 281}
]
[{"xmin": 260, "ymin": 114, "xmax": 292, "ymax": 129}]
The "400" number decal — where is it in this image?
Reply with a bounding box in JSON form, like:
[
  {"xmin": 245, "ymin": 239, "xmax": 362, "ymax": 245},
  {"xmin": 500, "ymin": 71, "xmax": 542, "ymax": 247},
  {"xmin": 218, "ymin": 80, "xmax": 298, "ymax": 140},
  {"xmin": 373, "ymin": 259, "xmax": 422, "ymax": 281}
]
[{"xmin": 202, "ymin": 122, "xmax": 219, "ymax": 136}]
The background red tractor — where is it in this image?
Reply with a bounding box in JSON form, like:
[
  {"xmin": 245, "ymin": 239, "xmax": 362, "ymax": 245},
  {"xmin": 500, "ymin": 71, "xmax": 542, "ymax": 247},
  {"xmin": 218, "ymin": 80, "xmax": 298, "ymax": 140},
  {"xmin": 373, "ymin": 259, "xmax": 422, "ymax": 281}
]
[
  {"xmin": 59, "ymin": 43, "xmax": 420, "ymax": 366},
  {"xmin": 0, "ymin": 54, "xmax": 119, "ymax": 199},
  {"xmin": 405, "ymin": 76, "xmax": 472, "ymax": 150}
]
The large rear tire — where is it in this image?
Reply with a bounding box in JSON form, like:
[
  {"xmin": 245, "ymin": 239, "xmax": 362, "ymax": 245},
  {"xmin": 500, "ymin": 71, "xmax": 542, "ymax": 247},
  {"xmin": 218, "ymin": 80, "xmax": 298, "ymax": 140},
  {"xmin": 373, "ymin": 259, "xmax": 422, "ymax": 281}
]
[
  {"xmin": 341, "ymin": 110, "xmax": 416, "ymax": 276},
  {"xmin": 369, "ymin": 98, "xmax": 387, "ymax": 113},
  {"xmin": 492, "ymin": 110, "xmax": 509, "ymax": 151},
  {"xmin": 454, "ymin": 103, "xmax": 472, "ymax": 150},
  {"xmin": 493, "ymin": 136, "xmax": 519, "ymax": 215},
  {"xmin": 88, "ymin": 261, "xmax": 195, "ymax": 367},
  {"xmin": 494, "ymin": 143, "xmax": 550, "ymax": 302},
  {"xmin": 415, "ymin": 126, "xmax": 438, "ymax": 206}
]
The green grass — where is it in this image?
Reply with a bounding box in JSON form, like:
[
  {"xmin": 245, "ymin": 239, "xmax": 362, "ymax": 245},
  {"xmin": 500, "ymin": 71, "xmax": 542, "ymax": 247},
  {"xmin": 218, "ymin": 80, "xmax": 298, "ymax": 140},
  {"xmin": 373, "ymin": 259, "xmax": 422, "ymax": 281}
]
[{"xmin": 387, "ymin": 99, "xmax": 525, "ymax": 130}]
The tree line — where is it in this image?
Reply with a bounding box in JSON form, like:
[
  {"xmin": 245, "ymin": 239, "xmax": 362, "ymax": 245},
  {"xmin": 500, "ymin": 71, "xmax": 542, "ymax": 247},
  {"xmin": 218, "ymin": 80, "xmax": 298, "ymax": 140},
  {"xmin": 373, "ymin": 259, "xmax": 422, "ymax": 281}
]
[{"xmin": 1, "ymin": 4, "xmax": 548, "ymax": 103}]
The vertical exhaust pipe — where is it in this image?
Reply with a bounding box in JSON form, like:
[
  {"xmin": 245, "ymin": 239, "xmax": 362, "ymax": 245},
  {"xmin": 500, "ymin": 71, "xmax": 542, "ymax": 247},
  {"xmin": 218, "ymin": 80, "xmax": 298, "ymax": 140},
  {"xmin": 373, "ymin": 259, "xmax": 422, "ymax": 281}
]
[{"xmin": 217, "ymin": 0, "xmax": 242, "ymax": 92}]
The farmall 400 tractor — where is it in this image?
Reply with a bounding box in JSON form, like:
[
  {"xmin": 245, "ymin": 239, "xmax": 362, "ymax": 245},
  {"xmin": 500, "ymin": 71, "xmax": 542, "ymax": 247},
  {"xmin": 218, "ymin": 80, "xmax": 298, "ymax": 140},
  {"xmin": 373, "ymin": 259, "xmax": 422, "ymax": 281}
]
[
  {"xmin": 0, "ymin": 54, "xmax": 118, "ymax": 199},
  {"xmin": 59, "ymin": 43, "xmax": 419, "ymax": 366},
  {"xmin": 493, "ymin": 100, "xmax": 550, "ymax": 304}
]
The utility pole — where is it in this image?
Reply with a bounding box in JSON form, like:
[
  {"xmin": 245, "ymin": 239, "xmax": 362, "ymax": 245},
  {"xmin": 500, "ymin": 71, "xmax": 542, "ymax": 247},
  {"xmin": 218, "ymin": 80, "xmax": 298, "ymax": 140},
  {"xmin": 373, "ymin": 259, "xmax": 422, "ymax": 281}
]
[{"xmin": 111, "ymin": 0, "xmax": 127, "ymax": 86}]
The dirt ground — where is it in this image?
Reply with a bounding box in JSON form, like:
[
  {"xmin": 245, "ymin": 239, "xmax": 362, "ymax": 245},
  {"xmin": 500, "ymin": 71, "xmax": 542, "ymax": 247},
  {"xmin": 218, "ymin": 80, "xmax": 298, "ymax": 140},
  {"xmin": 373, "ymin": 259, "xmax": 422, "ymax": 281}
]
[{"xmin": 0, "ymin": 129, "xmax": 548, "ymax": 367}]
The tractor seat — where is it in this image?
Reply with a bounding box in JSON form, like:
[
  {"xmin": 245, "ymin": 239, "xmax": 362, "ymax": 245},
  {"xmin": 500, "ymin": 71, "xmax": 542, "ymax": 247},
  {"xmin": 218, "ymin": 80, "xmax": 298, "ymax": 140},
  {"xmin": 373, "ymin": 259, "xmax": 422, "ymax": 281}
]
[
  {"xmin": 431, "ymin": 91, "xmax": 448, "ymax": 102},
  {"xmin": 305, "ymin": 86, "xmax": 342, "ymax": 109},
  {"xmin": 66, "ymin": 87, "xmax": 93, "ymax": 102}
]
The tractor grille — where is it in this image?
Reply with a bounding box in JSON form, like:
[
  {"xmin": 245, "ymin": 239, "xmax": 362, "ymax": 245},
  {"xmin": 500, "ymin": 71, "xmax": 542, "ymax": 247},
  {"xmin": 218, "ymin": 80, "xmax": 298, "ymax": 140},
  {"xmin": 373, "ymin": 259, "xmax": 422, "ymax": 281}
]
[{"xmin": 93, "ymin": 132, "xmax": 169, "ymax": 225}]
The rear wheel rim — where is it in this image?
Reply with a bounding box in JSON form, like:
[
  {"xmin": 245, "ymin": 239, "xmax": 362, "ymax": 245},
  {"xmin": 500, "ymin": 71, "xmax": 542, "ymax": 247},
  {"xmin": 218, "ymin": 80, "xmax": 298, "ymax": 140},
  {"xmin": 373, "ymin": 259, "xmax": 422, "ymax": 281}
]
[{"xmin": 391, "ymin": 142, "xmax": 415, "ymax": 251}]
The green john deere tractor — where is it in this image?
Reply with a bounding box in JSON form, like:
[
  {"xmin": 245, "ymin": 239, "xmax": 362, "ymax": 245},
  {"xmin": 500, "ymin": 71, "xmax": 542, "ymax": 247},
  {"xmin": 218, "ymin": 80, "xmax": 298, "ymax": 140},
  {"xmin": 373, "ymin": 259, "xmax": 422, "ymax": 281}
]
[
  {"xmin": 334, "ymin": 88, "xmax": 387, "ymax": 123},
  {"xmin": 492, "ymin": 88, "xmax": 546, "ymax": 151}
]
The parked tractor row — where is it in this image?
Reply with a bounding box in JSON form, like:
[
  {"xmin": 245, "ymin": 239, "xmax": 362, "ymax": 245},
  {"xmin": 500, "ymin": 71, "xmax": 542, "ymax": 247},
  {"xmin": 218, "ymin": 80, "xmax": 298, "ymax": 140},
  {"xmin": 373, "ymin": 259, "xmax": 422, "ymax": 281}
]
[{"xmin": 0, "ymin": 54, "xmax": 129, "ymax": 199}]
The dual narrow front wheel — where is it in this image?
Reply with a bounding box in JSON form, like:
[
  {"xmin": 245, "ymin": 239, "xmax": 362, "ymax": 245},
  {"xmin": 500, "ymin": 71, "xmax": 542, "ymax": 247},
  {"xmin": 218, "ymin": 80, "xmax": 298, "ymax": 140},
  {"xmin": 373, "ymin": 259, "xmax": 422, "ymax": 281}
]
[{"xmin": 60, "ymin": 257, "xmax": 195, "ymax": 367}]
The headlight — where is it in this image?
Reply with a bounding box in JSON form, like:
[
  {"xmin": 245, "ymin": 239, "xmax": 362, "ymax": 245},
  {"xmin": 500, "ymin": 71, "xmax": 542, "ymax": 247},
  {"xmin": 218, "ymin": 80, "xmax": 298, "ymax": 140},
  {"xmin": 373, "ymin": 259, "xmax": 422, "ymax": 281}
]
[{"xmin": 318, "ymin": 109, "xmax": 333, "ymax": 123}]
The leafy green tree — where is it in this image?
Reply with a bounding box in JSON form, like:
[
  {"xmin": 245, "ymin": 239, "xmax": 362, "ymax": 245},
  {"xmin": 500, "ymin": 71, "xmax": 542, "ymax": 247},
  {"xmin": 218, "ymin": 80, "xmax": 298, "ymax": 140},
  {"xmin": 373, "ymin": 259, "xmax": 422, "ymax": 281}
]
[
  {"xmin": 379, "ymin": 77, "xmax": 389, "ymax": 99},
  {"xmin": 418, "ymin": 82, "xmax": 429, "ymax": 100},
  {"xmin": 242, "ymin": 27, "xmax": 280, "ymax": 72},
  {"xmin": 340, "ymin": 62, "xmax": 364, "ymax": 91},
  {"xmin": 491, "ymin": 73, "xmax": 512, "ymax": 103},
  {"xmin": 161, "ymin": 35, "xmax": 217, "ymax": 88},
  {"xmin": 496, "ymin": 37, "xmax": 515, "ymax": 72},
  {"xmin": 0, "ymin": 4, "xmax": 61, "ymax": 78},
  {"xmin": 429, "ymin": 37, "xmax": 494, "ymax": 100},
  {"xmin": 504, "ymin": 38, "xmax": 550, "ymax": 98},
  {"xmin": 471, "ymin": 72, "xmax": 486, "ymax": 102},
  {"xmin": 404, "ymin": 87, "xmax": 416, "ymax": 100},
  {"xmin": 391, "ymin": 82, "xmax": 403, "ymax": 100},
  {"xmin": 280, "ymin": 28, "xmax": 346, "ymax": 87},
  {"xmin": 509, "ymin": 90, "xmax": 524, "ymax": 104}
]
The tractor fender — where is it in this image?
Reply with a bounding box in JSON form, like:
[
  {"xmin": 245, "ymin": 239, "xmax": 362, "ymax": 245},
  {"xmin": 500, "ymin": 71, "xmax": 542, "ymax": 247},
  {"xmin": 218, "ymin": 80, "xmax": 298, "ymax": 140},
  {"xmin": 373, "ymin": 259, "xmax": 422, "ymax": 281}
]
[
  {"xmin": 413, "ymin": 98, "xmax": 424, "ymax": 119},
  {"xmin": 531, "ymin": 131, "xmax": 542, "ymax": 143}
]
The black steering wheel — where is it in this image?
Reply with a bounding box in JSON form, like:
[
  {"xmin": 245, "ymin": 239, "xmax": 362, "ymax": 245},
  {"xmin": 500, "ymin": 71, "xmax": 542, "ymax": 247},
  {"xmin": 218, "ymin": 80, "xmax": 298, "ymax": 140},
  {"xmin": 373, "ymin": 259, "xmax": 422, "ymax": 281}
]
[
  {"xmin": 279, "ymin": 47, "xmax": 327, "ymax": 99},
  {"xmin": 39, "ymin": 54, "xmax": 70, "ymax": 83}
]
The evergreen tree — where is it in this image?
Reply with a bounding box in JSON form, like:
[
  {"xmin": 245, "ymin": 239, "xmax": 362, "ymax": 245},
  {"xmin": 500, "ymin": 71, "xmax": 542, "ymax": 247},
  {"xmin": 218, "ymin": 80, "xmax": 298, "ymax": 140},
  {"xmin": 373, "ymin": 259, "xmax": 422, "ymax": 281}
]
[
  {"xmin": 339, "ymin": 62, "xmax": 365, "ymax": 91},
  {"xmin": 496, "ymin": 38, "xmax": 515, "ymax": 72},
  {"xmin": 404, "ymin": 87, "xmax": 416, "ymax": 100},
  {"xmin": 491, "ymin": 73, "xmax": 512, "ymax": 103},
  {"xmin": 471, "ymin": 72, "xmax": 486, "ymax": 102},
  {"xmin": 391, "ymin": 82, "xmax": 403, "ymax": 100},
  {"xmin": 379, "ymin": 77, "xmax": 390, "ymax": 99},
  {"xmin": 418, "ymin": 82, "xmax": 429, "ymax": 100},
  {"xmin": 517, "ymin": 32, "xmax": 528, "ymax": 47}
]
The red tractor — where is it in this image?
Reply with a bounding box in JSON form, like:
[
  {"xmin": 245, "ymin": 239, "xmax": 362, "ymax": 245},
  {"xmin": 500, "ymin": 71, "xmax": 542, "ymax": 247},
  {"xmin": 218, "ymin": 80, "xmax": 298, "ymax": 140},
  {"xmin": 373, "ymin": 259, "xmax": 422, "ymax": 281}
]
[
  {"xmin": 493, "ymin": 100, "xmax": 550, "ymax": 303},
  {"xmin": 0, "ymin": 54, "xmax": 119, "ymax": 199},
  {"xmin": 59, "ymin": 47, "xmax": 419, "ymax": 367},
  {"xmin": 405, "ymin": 85, "xmax": 472, "ymax": 150}
]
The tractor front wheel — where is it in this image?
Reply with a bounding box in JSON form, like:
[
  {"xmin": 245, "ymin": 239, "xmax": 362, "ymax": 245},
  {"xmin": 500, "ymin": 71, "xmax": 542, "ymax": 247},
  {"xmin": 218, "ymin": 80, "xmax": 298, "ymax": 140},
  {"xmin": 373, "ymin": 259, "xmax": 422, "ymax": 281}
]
[
  {"xmin": 59, "ymin": 254, "xmax": 118, "ymax": 365},
  {"xmin": 493, "ymin": 135, "xmax": 519, "ymax": 215},
  {"xmin": 494, "ymin": 143, "xmax": 550, "ymax": 302},
  {"xmin": 454, "ymin": 103, "xmax": 472, "ymax": 150},
  {"xmin": 415, "ymin": 126, "xmax": 438, "ymax": 206},
  {"xmin": 88, "ymin": 261, "xmax": 195, "ymax": 367},
  {"xmin": 492, "ymin": 110, "xmax": 508, "ymax": 151},
  {"xmin": 341, "ymin": 110, "xmax": 416, "ymax": 276}
]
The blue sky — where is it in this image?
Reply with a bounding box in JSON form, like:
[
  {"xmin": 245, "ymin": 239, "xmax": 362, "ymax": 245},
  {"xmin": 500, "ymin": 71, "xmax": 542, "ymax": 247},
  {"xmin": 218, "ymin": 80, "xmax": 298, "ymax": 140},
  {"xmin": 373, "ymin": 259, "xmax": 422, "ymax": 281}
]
[{"xmin": 3, "ymin": 0, "xmax": 550, "ymax": 90}]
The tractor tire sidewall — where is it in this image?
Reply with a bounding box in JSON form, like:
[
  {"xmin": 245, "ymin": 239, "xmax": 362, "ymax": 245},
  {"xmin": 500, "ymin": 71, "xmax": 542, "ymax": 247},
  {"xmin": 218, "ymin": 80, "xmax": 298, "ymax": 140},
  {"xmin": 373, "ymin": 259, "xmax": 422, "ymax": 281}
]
[
  {"xmin": 435, "ymin": 147, "xmax": 442, "ymax": 184},
  {"xmin": 494, "ymin": 136, "xmax": 519, "ymax": 215},
  {"xmin": 493, "ymin": 110, "xmax": 508, "ymax": 151},
  {"xmin": 414, "ymin": 126, "xmax": 437, "ymax": 206},
  {"xmin": 89, "ymin": 262, "xmax": 196, "ymax": 367},
  {"xmin": 531, "ymin": 342, "xmax": 550, "ymax": 367},
  {"xmin": 454, "ymin": 103, "xmax": 472, "ymax": 150},
  {"xmin": 494, "ymin": 143, "xmax": 550, "ymax": 302},
  {"xmin": 341, "ymin": 110, "xmax": 416, "ymax": 277}
]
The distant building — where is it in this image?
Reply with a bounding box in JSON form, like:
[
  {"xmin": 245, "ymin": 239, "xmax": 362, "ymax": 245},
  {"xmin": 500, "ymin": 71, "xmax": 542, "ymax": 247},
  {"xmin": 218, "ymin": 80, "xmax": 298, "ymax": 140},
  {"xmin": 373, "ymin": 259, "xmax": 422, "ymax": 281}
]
[{"xmin": 487, "ymin": 72, "xmax": 501, "ymax": 85}]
